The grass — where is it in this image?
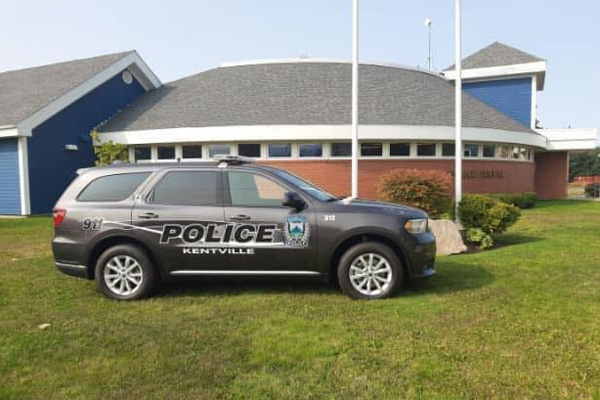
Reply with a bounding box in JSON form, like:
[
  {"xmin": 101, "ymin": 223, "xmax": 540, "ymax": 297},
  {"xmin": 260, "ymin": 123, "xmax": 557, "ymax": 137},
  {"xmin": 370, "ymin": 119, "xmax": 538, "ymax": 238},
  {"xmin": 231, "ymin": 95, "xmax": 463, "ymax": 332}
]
[{"xmin": 1, "ymin": 200, "xmax": 600, "ymax": 399}]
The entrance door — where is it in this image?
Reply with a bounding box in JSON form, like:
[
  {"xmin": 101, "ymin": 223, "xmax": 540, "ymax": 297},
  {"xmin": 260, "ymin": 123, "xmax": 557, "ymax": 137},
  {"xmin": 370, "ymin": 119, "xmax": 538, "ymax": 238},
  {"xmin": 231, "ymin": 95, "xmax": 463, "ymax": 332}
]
[{"xmin": 222, "ymin": 170, "xmax": 317, "ymax": 272}]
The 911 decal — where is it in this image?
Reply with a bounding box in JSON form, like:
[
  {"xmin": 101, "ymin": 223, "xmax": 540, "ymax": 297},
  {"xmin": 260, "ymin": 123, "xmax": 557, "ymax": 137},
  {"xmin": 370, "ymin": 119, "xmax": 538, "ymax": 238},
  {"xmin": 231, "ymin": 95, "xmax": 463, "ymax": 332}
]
[{"xmin": 82, "ymin": 217, "xmax": 103, "ymax": 231}]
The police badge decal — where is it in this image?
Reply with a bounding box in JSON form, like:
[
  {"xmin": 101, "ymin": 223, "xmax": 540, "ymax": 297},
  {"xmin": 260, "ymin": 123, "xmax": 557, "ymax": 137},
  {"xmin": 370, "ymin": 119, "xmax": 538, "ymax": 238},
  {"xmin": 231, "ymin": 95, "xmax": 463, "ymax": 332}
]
[{"xmin": 284, "ymin": 215, "xmax": 310, "ymax": 247}]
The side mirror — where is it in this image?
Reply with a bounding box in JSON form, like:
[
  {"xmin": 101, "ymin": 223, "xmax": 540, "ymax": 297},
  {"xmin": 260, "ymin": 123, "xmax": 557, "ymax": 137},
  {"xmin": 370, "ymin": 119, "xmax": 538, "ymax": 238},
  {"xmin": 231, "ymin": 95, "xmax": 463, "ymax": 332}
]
[{"xmin": 282, "ymin": 192, "xmax": 306, "ymax": 211}]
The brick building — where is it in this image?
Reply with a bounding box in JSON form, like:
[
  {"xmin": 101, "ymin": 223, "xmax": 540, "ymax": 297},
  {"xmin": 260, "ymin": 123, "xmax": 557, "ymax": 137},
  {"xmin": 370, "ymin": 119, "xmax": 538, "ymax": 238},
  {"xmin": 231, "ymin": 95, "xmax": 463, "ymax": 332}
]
[{"xmin": 98, "ymin": 42, "xmax": 597, "ymax": 200}]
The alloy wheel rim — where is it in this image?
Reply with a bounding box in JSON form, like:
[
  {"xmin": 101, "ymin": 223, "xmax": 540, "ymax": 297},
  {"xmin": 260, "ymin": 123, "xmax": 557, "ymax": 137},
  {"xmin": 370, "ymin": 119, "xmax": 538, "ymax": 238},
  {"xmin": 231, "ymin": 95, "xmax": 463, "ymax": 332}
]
[
  {"xmin": 104, "ymin": 255, "xmax": 144, "ymax": 296},
  {"xmin": 349, "ymin": 253, "xmax": 393, "ymax": 296}
]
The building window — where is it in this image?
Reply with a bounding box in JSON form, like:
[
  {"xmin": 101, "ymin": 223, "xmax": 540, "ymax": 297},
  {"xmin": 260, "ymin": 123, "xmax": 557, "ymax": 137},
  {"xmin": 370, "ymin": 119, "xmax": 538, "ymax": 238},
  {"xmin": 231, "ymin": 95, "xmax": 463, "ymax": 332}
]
[
  {"xmin": 499, "ymin": 145, "xmax": 511, "ymax": 159},
  {"xmin": 512, "ymin": 146, "xmax": 520, "ymax": 160},
  {"xmin": 520, "ymin": 147, "xmax": 531, "ymax": 160},
  {"xmin": 442, "ymin": 143, "xmax": 455, "ymax": 157},
  {"xmin": 182, "ymin": 145, "xmax": 202, "ymax": 159},
  {"xmin": 208, "ymin": 144, "xmax": 230, "ymax": 158},
  {"xmin": 157, "ymin": 146, "xmax": 175, "ymax": 160},
  {"xmin": 483, "ymin": 144, "xmax": 496, "ymax": 158},
  {"xmin": 134, "ymin": 146, "xmax": 151, "ymax": 161},
  {"xmin": 464, "ymin": 143, "xmax": 479, "ymax": 158},
  {"xmin": 331, "ymin": 142, "xmax": 351, "ymax": 157},
  {"xmin": 390, "ymin": 143, "xmax": 410, "ymax": 157},
  {"xmin": 361, "ymin": 142, "xmax": 382, "ymax": 157},
  {"xmin": 238, "ymin": 143, "xmax": 261, "ymax": 158},
  {"xmin": 268, "ymin": 143, "xmax": 291, "ymax": 158},
  {"xmin": 417, "ymin": 143, "xmax": 436, "ymax": 157},
  {"xmin": 299, "ymin": 143, "xmax": 323, "ymax": 157}
]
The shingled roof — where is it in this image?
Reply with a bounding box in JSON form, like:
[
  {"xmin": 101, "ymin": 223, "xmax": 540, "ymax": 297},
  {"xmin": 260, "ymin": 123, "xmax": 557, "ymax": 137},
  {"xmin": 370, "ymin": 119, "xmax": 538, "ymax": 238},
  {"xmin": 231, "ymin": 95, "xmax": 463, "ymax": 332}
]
[
  {"xmin": 100, "ymin": 61, "xmax": 533, "ymax": 133},
  {"xmin": 0, "ymin": 52, "xmax": 132, "ymax": 127},
  {"xmin": 445, "ymin": 42, "xmax": 544, "ymax": 71}
]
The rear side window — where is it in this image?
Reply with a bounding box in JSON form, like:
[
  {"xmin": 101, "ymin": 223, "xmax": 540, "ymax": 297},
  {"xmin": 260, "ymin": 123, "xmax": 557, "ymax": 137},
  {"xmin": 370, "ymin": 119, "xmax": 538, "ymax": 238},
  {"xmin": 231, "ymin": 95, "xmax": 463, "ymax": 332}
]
[
  {"xmin": 151, "ymin": 171, "xmax": 219, "ymax": 205},
  {"xmin": 78, "ymin": 172, "xmax": 151, "ymax": 202}
]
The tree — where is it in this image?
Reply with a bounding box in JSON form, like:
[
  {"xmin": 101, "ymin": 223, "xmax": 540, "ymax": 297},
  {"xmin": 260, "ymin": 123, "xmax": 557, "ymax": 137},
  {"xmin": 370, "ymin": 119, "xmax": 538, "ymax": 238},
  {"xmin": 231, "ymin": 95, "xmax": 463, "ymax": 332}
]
[
  {"xmin": 569, "ymin": 149, "xmax": 600, "ymax": 181},
  {"xmin": 90, "ymin": 130, "xmax": 129, "ymax": 166}
]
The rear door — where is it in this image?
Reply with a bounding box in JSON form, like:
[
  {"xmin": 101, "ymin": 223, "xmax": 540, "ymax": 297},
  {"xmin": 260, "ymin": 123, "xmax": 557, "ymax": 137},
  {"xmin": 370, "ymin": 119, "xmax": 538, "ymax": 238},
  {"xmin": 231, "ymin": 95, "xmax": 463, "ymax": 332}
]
[
  {"xmin": 222, "ymin": 169, "xmax": 317, "ymax": 272},
  {"xmin": 132, "ymin": 168, "xmax": 229, "ymax": 275}
]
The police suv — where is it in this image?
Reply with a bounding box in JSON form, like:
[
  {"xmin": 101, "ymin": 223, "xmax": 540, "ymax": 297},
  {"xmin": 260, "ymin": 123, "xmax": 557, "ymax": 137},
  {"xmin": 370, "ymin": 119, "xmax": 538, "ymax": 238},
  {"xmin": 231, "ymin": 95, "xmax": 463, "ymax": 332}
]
[{"xmin": 52, "ymin": 156, "xmax": 436, "ymax": 300}]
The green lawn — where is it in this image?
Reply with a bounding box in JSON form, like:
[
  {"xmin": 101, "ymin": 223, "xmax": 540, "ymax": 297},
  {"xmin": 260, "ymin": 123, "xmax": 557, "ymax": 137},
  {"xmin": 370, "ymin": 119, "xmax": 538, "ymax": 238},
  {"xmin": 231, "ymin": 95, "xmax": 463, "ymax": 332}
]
[{"xmin": 1, "ymin": 200, "xmax": 600, "ymax": 400}]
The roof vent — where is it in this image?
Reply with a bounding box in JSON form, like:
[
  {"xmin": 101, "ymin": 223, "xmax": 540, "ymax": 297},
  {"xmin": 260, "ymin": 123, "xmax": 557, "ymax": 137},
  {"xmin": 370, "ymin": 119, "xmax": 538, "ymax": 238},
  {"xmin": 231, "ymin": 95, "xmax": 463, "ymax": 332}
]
[{"xmin": 122, "ymin": 70, "xmax": 133, "ymax": 85}]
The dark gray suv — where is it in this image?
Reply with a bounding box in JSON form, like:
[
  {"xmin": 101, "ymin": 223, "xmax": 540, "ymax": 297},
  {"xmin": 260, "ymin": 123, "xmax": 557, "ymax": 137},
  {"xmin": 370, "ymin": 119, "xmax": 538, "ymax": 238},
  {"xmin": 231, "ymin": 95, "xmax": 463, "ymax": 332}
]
[{"xmin": 52, "ymin": 156, "xmax": 436, "ymax": 300}]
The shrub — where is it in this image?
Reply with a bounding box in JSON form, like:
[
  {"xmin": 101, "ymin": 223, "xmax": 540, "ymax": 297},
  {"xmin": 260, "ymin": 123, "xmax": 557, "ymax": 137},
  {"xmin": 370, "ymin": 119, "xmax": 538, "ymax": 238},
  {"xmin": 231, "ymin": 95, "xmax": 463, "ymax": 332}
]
[
  {"xmin": 490, "ymin": 192, "xmax": 538, "ymax": 209},
  {"xmin": 584, "ymin": 183, "xmax": 600, "ymax": 198},
  {"xmin": 377, "ymin": 169, "xmax": 453, "ymax": 217},
  {"xmin": 458, "ymin": 194, "xmax": 521, "ymax": 249},
  {"xmin": 90, "ymin": 130, "xmax": 129, "ymax": 166},
  {"xmin": 466, "ymin": 228, "xmax": 493, "ymax": 251}
]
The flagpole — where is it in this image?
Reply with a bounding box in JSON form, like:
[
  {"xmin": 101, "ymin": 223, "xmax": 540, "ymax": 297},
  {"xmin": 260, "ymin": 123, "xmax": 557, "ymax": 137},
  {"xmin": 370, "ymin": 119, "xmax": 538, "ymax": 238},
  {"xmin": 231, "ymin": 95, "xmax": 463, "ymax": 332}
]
[
  {"xmin": 454, "ymin": 0, "xmax": 462, "ymax": 221},
  {"xmin": 351, "ymin": 0, "xmax": 359, "ymax": 198}
]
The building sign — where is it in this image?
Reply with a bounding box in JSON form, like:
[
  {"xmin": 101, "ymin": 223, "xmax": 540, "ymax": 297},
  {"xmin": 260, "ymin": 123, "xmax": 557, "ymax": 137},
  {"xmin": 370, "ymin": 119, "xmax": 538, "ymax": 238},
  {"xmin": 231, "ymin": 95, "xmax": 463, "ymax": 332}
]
[{"xmin": 450, "ymin": 170, "xmax": 505, "ymax": 180}]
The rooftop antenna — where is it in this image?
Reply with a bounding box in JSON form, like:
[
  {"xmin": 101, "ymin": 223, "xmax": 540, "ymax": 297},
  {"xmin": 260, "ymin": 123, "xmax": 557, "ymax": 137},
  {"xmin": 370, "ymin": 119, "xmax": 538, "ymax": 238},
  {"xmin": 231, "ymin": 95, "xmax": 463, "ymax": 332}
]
[{"xmin": 424, "ymin": 18, "xmax": 433, "ymax": 71}]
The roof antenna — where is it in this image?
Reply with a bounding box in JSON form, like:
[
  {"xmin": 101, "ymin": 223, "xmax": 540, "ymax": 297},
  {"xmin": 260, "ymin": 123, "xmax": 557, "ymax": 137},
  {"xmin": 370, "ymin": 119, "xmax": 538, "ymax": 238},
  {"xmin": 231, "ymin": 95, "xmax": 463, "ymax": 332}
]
[{"xmin": 424, "ymin": 18, "xmax": 433, "ymax": 71}]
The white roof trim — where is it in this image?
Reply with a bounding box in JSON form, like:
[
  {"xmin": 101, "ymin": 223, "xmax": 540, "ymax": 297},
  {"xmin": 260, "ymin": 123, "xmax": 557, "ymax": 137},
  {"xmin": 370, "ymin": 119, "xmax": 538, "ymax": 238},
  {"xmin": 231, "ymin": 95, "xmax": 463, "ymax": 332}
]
[
  {"xmin": 98, "ymin": 125, "xmax": 548, "ymax": 149},
  {"xmin": 443, "ymin": 61, "xmax": 547, "ymax": 90},
  {"xmin": 538, "ymin": 128, "xmax": 599, "ymax": 151},
  {"xmin": 0, "ymin": 126, "xmax": 19, "ymax": 138},
  {"xmin": 219, "ymin": 58, "xmax": 444, "ymax": 78},
  {"xmin": 16, "ymin": 52, "xmax": 161, "ymax": 136}
]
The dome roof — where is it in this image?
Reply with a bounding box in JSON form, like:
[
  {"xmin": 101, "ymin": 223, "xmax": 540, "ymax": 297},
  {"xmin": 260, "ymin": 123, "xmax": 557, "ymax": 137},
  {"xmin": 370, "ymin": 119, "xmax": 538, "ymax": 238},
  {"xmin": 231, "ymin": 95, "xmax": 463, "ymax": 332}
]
[{"xmin": 100, "ymin": 60, "xmax": 532, "ymax": 134}]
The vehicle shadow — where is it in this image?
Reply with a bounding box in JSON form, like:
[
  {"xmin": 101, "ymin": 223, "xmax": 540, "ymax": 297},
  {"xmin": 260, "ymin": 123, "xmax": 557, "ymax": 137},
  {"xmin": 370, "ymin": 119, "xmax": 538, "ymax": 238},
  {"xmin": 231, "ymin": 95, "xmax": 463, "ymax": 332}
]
[{"xmin": 156, "ymin": 260, "xmax": 495, "ymax": 299}]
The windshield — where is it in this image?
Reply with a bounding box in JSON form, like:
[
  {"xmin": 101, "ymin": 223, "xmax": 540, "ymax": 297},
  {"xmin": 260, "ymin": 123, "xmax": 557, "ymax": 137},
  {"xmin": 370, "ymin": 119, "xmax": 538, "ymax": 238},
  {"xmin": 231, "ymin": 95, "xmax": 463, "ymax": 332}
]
[{"xmin": 272, "ymin": 170, "xmax": 337, "ymax": 202}]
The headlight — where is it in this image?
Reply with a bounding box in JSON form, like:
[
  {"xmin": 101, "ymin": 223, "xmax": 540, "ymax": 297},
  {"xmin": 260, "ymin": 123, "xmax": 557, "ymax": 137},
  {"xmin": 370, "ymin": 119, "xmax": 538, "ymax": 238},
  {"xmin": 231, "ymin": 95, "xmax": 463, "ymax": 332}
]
[{"xmin": 404, "ymin": 218, "xmax": 428, "ymax": 235}]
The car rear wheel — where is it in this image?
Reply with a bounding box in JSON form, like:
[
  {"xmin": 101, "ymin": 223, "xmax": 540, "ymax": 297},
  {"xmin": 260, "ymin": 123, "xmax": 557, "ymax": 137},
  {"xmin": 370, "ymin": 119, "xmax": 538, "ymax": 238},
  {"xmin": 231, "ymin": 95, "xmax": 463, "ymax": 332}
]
[
  {"xmin": 337, "ymin": 242, "xmax": 403, "ymax": 300},
  {"xmin": 95, "ymin": 244, "xmax": 156, "ymax": 300}
]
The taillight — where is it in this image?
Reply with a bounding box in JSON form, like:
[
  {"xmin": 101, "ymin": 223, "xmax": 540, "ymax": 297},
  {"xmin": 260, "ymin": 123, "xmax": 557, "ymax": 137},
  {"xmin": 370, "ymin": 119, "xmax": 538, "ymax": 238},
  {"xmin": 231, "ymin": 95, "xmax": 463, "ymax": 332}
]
[{"xmin": 53, "ymin": 208, "xmax": 66, "ymax": 229}]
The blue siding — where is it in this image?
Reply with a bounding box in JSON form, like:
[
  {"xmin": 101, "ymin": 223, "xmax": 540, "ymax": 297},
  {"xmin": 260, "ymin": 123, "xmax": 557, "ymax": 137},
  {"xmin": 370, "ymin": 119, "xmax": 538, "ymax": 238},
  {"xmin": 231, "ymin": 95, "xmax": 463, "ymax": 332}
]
[
  {"xmin": 28, "ymin": 72, "xmax": 145, "ymax": 214},
  {"xmin": 0, "ymin": 138, "xmax": 21, "ymax": 215},
  {"xmin": 464, "ymin": 77, "xmax": 532, "ymax": 127}
]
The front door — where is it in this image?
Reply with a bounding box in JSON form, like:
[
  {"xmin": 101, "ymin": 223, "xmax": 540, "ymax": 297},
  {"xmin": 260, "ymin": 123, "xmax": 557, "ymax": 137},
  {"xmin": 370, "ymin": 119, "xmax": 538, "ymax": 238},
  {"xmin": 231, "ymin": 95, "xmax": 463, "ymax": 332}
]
[
  {"xmin": 222, "ymin": 170, "xmax": 317, "ymax": 272},
  {"xmin": 132, "ymin": 169, "xmax": 228, "ymax": 274}
]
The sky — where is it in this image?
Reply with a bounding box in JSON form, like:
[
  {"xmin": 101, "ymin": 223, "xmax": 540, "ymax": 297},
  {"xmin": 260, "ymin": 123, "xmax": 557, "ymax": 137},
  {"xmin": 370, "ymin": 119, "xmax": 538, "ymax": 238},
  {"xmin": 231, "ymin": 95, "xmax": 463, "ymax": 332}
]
[{"xmin": 0, "ymin": 0, "xmax": 598, "ymax": 129}]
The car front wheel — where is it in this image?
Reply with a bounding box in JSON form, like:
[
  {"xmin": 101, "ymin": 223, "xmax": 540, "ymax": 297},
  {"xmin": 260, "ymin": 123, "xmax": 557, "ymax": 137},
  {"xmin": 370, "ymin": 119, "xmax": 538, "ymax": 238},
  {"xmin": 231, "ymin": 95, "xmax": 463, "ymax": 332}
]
[
  {"xmin": 337, "ymin": 242, "xmax": 403, "ymax": 300},
  {"xmin": 95, "ymin": 244, "xmax": 156, "ymax": 300}
]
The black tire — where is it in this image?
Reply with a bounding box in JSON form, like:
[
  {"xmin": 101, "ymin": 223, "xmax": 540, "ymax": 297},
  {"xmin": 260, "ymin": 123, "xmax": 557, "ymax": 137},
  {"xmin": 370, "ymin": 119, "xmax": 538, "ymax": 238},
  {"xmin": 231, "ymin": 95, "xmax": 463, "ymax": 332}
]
[
  {"xmin": 337, "ymin": 242, "xmax": 403, "ymax": 300},
  {"xmin": 95, "ymin": 244, "xmax": 156, "ymax": 300}
]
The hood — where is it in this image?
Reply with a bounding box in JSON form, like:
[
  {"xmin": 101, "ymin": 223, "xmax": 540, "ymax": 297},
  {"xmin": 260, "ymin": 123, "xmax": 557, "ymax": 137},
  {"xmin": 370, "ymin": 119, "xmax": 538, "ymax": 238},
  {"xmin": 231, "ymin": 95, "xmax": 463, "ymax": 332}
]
[{"xmin": 340, "ymin": 198, "xmax": 428, "ymax": 218}]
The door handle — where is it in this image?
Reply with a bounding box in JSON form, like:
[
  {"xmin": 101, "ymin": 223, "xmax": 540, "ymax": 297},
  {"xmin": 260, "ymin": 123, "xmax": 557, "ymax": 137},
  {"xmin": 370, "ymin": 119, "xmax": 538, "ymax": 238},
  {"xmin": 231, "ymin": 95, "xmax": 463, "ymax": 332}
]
[
  {"xmin": 138, "ymin": 212, "xmax": 159, "ymax": 219},
  {"xmin": 230, "ymin": 214, "xmax": 251, "ymax": 221}
]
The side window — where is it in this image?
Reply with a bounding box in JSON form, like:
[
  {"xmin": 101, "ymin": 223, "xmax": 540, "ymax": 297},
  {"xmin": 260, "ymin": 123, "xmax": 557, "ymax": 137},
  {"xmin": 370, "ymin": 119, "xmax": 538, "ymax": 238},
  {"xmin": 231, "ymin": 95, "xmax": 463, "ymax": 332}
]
[
  {"xmin": 228, "ymin": 171, "xmax": 286, "ymax": 206},
  {"xmin": 151, "ymin": 171, "xmax": 219, "ymax": 205},
  {"xmin": 77, "ymin": 172, "xmax": 151, "ymax": 202}
]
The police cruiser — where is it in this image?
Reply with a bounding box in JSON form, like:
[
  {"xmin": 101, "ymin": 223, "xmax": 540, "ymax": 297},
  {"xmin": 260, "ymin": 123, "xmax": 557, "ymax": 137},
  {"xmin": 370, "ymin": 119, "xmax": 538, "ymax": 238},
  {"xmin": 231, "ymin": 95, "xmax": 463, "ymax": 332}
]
[{"xmin": 52, "ymin": 155, "xmax": 436, "ymax": 300}]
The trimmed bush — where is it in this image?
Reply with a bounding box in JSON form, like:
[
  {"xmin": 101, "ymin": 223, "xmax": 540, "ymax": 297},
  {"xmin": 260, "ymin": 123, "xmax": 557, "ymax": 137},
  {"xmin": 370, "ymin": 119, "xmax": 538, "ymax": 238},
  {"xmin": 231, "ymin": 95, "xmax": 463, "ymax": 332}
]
[
  {"xmin": 377, "ymin": 169, "xmax": 452, "ymax": 217},
  {"xmin": 466, "ymin": 228, "xmax": 493, "ymax": 251},
  {"xmin": 490, "ymin": 192, "xmax": 538, "ymax": 209},
  {"xmin": 458, "ymin": 194, "xmax": 521, "ymax": 250}
]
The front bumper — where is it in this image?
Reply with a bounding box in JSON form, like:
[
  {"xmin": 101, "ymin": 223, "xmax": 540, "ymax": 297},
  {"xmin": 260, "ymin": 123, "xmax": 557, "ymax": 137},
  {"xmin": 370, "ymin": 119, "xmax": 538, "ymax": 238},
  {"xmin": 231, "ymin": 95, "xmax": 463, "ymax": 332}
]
[
  {"xmin": 55, "ymin": 262, "xmax": 88, "ymax": 279},
  {"xmin": 406, "ymin": 231, "xmax": 436, "ymax": 278}
]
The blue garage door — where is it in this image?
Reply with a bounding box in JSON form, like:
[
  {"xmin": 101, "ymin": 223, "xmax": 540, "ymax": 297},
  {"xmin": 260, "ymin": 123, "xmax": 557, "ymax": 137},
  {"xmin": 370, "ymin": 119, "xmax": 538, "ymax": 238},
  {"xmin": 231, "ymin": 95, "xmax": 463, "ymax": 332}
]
[{"xmin": 0, "ymin": 138, "xmax": 21, "ymax": 215}]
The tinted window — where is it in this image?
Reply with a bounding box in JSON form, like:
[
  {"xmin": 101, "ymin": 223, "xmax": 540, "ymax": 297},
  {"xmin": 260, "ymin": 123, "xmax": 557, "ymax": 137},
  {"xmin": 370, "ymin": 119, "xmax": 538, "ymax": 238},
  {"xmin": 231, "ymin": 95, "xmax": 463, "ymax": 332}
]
[
  {"xmin": 464, "ymin": 144, "xmax": 479, "ymax": 157},
  {"xmin": 157, "ymin": 146, "xmax": 175, "ymax": 160},
  {"xmin": 152, "ymin": 171, "xmax": 219, "ymax": 205},
  {"xmin": 209, "ymin": 144, "xmax": 230, "ymax": 158},
  {"xmin": 268, "ymin": 143, "xmax": 291, "ymax": 158},
  {"xmin": 78, "ymin": 172, "xmax": 150, "ymax": 202},
  {"xmin": 182, "ymin": 145, "xmax": 202, "ymax": 159},
  {"xmin": 273, "ymin": 170, "xmax": 336, "ymax": 202},
  {"xmin": 228, "ymin": 171, "xmax": 286, "ymax": 206},
  {"xmin": 417, "ymin": 143, "xmax": 436, "ymax": 156},
  {"xmin": 238, "ymin": 143, "xmax": 261, "ymax": 158},
  {"xmin": 361, "ymin": 143, "xmax": 382, "ymax": 157},
  {"xmin": 134, "ymin": 147, "xmax": 151, "ymax": 161},
  {"xmin": 483, "ymin": 144, "xmax": 495, "ymax": 158},
  {"xmin": 390, "ymin": 143, "xmax": 410, "ymax": 156},
  {"xmin": 331, "ymin": 142, "xmax": 351, "ymax": 157},
  {"xmin": 299, "ymin": 143, "xmax": 323, "ymax": 157},
  {"xmin": 442, "ymin": 143, "xmax": 455, "ymax": 157}
]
